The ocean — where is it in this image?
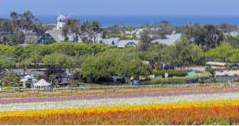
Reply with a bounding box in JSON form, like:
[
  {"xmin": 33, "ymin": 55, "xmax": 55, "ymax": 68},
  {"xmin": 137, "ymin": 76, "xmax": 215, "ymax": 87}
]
[{"xmin": 36, "ymin": 15, "xmax": 239, "ymax": 27}]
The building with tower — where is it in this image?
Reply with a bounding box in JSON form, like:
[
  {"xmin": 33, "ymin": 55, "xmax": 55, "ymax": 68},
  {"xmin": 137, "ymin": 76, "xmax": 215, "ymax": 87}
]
[{"xmin": 56, "ymin": 15, "xmax": 66, "ymax": 30}]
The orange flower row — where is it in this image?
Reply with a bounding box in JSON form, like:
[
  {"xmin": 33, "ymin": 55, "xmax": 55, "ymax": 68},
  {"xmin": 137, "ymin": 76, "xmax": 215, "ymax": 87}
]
[{"xmin": 1, "ymin": 100, "xmax": 239, "ymax": 125}]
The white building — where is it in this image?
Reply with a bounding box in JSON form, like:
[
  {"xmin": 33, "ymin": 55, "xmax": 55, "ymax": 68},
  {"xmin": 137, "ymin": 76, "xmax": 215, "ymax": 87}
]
[
  {"xmin": 100, "ymin": 38, "xmax": 120, "ymax": 46},
  {"xmin": 151, "ymin": 33, "xmax": 182, "ymax": 45},
  {"xmin": 117, "ymin": 40, "xmax": 139, "ymax": 48},
  {"xmin": 47, "ymin": 15, "xmax": 82, "ymax": 42},
  {"xmin": 224, "ymin": 31, "xmax": 239, "ymax": 37},
  {"xmin": 99, "ymin": 38, "xmax": 139, "ymax": 48}
]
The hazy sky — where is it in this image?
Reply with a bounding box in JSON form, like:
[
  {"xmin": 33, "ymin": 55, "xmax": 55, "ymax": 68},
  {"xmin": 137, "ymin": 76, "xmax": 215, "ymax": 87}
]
[{"xmin": 0, "ymin": 0, "xmax": 239, "ymax": 16}]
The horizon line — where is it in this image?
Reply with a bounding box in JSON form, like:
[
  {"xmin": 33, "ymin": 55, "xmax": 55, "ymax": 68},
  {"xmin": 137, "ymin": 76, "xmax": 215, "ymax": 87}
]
[{"xmin": 2, "ymin": 13, "xmax": 239, "ymax": 17}]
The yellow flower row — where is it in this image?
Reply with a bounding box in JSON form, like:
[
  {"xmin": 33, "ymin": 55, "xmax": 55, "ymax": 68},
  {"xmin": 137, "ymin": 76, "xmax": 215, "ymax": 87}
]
[{"xmin": 2, "ymin": 99, "xmax": 239, "ymax": 117}]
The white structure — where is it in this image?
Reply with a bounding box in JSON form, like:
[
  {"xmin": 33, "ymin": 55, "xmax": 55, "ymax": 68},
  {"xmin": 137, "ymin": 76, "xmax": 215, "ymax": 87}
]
[
  {"xmin": 224, "ymin": 31, "xmax": 239, "ymax": 37},
  {"xmin": 94, "ymin": 33, "xmax": 104, "ymax": 43},
  {"xmin": 46, "ymin": 30, "xmax": 65, "ymax": 42},
  {"xmin": 56, "ymin": 15, "xmax": 66, "ymax": 30},
  {"xmin": 47, "ymin": 14, "xmax": 82, "ymax": 42},
  {"xmin": 33, "ymin": 79, "xmax": 51, "ymax": 89},
  {"xmin": 215, "ymin": 70, "xmax": 239, "ymax": 77},
  {"xmin": 134, "ymin": 28, "xmax": 144, "ymax": 39},
  {"xmin": 152, "ymin": 33, "xmax": 182, "ymax": 45},
  {"xmin": 178, "ymin": 66, "xmax": 206, "ymax": 72},
  {"xmin": 117, "ymin": 40, "xmax": 139, "ymax": 48},
  {"xmin": 20, "ymin": 75, "xmax": 37, "ymax": 88},
  {"xmin": 206, "ymin": 61, "xmax": 229, "ymax": 70},
  {"xmin": 100, "ymin": 38, "xmax": 120, "ymax": 46},
  {"xmin": 206, "ymin": 62, "xmax": 228, "ymax": 66},
  {"xmin": 100, "ymin": 38, "xmax": 139, "ymax": 48}
]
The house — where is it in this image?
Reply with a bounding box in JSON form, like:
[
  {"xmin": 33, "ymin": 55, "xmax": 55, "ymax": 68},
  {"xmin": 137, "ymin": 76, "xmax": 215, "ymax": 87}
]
[
  {"xmin": 117, "ymin": 40, "xmax": 139, "ymax": 48},
  {"xmin": 151, "ymin": 33, "xmax": 182, "ymax": 45},
  {"xmin": 99, "ymin": 38, "xmax": 139, "ymax": 48},
  {"xmin": 214, "ymin": 70, "xmax": 239, "ymax": 83},
  {"xmin": 215, "ymin": 71, "xmax": 237, "ymax": 77},
  {"xmin": 24, "ymin": 31, "xmax": 37, "ymax": 44},
  {"xmin": 177, "ymin": 66, "xmax": 206, "ymax": 72},
  {"xmin": 224, "ymin": 31, "xmax": 239, "ymax": 37},
  {"xmin": 100, "ymin": 38, "xmax": 120, "ymax": 46},
  {"xmin": 93, "ymin": 33, "xmax": 104, "ymax": 43},
  {"xmin": 0, "ymin": 31, "xmax": 11, "ymax": 42},
  {"xmin": 46, "ymin": 29, "xmax": 65, "ymax": 42},
  {"xmin": 37, "ymin": 33, "xmax": 55, "ymax": 44},
  {"xmin": 134, "ymin": 28, "xmax": 144, "ymax": 39},
  {"xmin": 24, "ymin": 31, "xmax": 55, "ymax": 44}
]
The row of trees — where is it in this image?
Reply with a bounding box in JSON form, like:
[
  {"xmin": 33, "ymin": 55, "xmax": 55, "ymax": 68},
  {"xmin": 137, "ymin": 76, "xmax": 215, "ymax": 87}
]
[
  {"xmin": 141, "ymin": 37, "xmax": 204, "ymax": 68},
  {"xmin": 0, "ymin": 11, "xmax": 47, "ymax": 45},
  {"xmin": 184, "ymin": 24, "xmax": 224, "ymax": 50},
  {"xmin": 0, "ymin": 39, "xmax": 237, "ymax": 83},
  {"xmin": 81, "ymin": 48, "xmax": 150, "ymax": 82},
  {"xmin": 205, "ymin": 43, "xmax": 239, "ymax": 63}
]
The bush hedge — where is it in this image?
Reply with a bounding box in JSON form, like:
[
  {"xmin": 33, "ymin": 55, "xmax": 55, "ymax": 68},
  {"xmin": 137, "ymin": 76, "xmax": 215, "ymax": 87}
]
[{"xmin": 145, "ymin": 77, "xmax": 199, "ymax": 85}]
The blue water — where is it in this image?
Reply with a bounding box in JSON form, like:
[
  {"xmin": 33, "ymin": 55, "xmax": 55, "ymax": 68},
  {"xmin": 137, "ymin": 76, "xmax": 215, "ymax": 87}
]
[{"xmin": 36, "ymin": 15, "xmax": 239, "ymax": 27}]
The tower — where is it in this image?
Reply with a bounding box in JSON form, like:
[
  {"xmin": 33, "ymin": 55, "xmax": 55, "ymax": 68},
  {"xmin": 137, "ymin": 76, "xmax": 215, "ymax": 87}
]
[{"xmin": 56, "ymin": 14, "xmax": 66, "ymax": 30}]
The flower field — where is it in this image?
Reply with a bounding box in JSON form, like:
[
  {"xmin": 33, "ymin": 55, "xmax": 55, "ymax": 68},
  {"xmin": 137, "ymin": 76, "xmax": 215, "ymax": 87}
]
[
  {"xmin": 2, "ymin": 85, "xmax": 239, "ymax": 125},
  {"xmin": 1, "ymin": 100, "xmax": 239, "ymax": 125}
]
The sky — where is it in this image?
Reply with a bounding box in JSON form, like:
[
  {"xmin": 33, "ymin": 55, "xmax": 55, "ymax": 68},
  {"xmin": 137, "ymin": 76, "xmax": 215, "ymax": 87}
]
[{"xmin": 0, "ymin": 0, "xmax": 239, "ymax": 16}]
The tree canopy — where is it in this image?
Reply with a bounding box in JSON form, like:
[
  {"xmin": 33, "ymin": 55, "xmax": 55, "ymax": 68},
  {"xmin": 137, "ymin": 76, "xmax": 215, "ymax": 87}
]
[{"xmin": 81, "ymin": 48, "xmax": 150, "ymax": 82}]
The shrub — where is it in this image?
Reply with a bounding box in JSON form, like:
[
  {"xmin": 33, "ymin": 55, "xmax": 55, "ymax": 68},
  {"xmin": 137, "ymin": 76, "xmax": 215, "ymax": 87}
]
[
  {"xmin": 145, "ymin": 77, "xmax": 198, "ymax": 85},
  {"xmin": 1, "ymin": 73, "xmax": 21, "ymax": 87}
]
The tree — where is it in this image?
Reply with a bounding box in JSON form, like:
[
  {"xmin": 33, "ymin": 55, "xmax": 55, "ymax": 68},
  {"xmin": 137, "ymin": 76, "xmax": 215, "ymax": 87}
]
[
  {"xmin": 141, "ymin": 44, "xmax": 172, "ymax": 68},
  {"xmin": 9, "ymin": 11, "xmax": 47, "ymax": 44},
  {"xmin": 184, "ymin": 24, "xmax": 224, "ymax": 50},
  {"xmin": 81, "ymin": 21, "xmax": 102, "ymax": 43},
  {"xmin": 224, "ymin": 36, "xmax": 239, "ymax": 48},
  {"xmin": 81, "ymin": 48, "xmax": 150, "ymax": 83},
  {"xmin": 9, "ymin": 30, "xmax": 25, "ymax": 45},
  {"xmin": 205, "ymin": 42, "xmax": 237, "ymax": 62},
  {"xmin": 138, "ymin": 30, "xmax": 153, "ymax": 52},
  {"xmin": 20, "ymin": 11, "xmax": 36, "ymax": 30},
  {"xmin": 218, "ymin": 23, "xmax": 238, "ymax": 33},
  {"xmin": 158, "ymin": 21, "xmax": 175, "ymax": 37},
  {"xmin": 172, "ymin": 38, "xmax": 204, "ymax": 66},
  {"xmin": 62, "ymin": 19, "xmax": 81, "ymax": 41},
  {"xmin": 43, "ymin": 53, "xmax": 75, "ymax": 68},
  {"xmin": 0, "ymin": 56, "xmax": 15, "ymax": 70},
  {"xmin": 10, "ymin": 11, "xmax": 19, "ymax": 31},
  {"xmin": 142, "ymin": 38, "xmax": 204, "ymax": 68}
]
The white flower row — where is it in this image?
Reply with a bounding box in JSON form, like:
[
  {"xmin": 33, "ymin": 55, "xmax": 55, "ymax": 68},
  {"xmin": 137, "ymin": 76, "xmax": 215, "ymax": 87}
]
[{"xmin": 1, "ymin": 92, "xmax": 239, "ymax": 112}]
